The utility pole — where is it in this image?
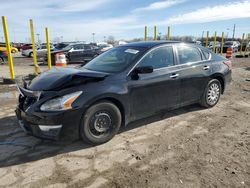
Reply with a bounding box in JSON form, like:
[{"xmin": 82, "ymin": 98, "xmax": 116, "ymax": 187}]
[
  {"xmin": 92, "ymin": 33, "xmax": 95, "ymax": 43},
  {"xmin": 232, "ymin": 24, "xmax": 235, "ymax": 39},
  {"xmin": 201, "ymin": 31, "xmax": 204, "ymax": 43},
  {"xmin": 36, "ymin": 33, "xmax": 40, "ymax": 44},
  {"xmin": 226, "ymin": 28, "xmax": 230, "ymax": 39}
]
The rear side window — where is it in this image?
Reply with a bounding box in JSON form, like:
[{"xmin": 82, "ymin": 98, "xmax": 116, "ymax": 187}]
[
  {"xmin": 74, "ymin": 44, "xmax": 84, "ymax": 50},
  {"xmin": 139, "ymin": 46, "xmax": 174, "ymax": 69},
  {"xmin": 176, "ymin": 46, "xmax": 202, "ymax": 64},
  {"xmin": 202, "ymin": 50, "xmax": 210, "ymax": 60},
  {"xmin": 84, "ymin": 45, "xmax": 91, "ymax": 50}
]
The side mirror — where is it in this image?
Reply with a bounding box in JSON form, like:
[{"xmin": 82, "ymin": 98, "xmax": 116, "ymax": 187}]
[{"xmin": 134, "ymin": 66, "xmax": 153, "ymax": 74}]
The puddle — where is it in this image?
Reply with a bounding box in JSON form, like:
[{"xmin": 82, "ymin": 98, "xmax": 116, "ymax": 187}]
[{"xmin": 0, "ymin": 91, "xmax": 18, "ymax": 99}]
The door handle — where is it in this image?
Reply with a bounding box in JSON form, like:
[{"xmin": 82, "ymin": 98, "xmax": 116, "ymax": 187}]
[
  {"xmin": 170, "ymin": 73, "xmax": 179, "ymax": 78},
  {"xmin": 203, "ymin": 65, "xmax": 210, "ymax": 70}
]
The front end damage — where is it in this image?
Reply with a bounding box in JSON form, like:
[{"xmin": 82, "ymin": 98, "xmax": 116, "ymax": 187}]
[{"xmin": 15, "ymin": 68, "xmax": 107, "ymax": 140}]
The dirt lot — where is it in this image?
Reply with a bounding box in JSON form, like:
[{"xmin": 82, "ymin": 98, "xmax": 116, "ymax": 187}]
[{"xmin": 0, "ymin": 54, "xmax": 249, "ymax": 188}]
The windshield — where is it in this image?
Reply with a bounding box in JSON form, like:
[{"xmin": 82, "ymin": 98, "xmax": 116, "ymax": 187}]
[
  {"xmin": 83, "ymin": 46, "xmax": 146, "ymax": 73},
  {"xmin": 224, "ymin": 42, "xmax": 233, "ymax": 45}
]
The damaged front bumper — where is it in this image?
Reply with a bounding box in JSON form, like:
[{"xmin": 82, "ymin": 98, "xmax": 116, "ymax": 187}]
[
  {"xmin": 15, "ymin": 106, "xmax": 82, "ymax": 140},
  {"xmin": 15, "ymin": 78, "xmax": 83, "ymax": 141},
  {"xmin": 16, "ymin": 107, "xmax": 63, "ymax": 140}
]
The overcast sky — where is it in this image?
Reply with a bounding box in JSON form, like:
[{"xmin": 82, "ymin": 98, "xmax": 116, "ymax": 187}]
[{"xmin": 0, "ymin": 0, "xmax": 250, "ymax": 43}]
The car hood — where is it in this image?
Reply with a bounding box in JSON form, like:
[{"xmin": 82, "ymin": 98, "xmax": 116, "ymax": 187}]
[{"xmin": 27, "ymin": 67, "xmax": 108, "ymax": 91}]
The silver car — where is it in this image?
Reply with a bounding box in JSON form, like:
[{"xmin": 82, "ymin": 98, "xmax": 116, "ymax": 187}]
[{"xmin": 22, "ymin": 44, "xmax": 55, "ymax": 58}]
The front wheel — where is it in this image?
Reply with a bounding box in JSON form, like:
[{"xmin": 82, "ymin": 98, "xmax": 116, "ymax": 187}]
[
  {"xmin": 80, "ymin": 102, "xmax": 122, "ymax": 145},
  {"xmin": 200, "ymin": 79, "xmax": 221, "ymax": 108}
]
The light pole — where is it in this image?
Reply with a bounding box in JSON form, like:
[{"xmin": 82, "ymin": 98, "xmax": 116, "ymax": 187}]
[
  {"xmin": 201, "ymin": 31, "xmax": 204, "ymax": 43},
  {"xmin": 103, "ymin": 36, "xmax": 106, "ymax": 42},
  {"xmin": 226, "ymin": 28, "xmax": 230, "ymax": 39},
  {"xmin": 36, "ymin": 33, "xmax": 40, "ymax": 44},
  {"xmin": 158, "ymin": 32, "xmax": 162, "ymax": 40},
  {"xmin": 92, "ymin": 33, "xmax": 95, "ymax": 43},
  {"xmin": 232, "ymin": 24, "xmax": 235, "ymax": 40}
]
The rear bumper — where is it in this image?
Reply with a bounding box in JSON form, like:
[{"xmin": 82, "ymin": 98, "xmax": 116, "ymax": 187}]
[
  {"xmin": 223, "ymin": 69, "xmax": 232, "ymax": 93},
  {"xmin": 15, "ymin": 107, "xmax": 82, "ymax": 140}
]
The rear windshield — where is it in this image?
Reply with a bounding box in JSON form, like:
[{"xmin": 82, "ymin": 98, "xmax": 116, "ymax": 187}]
[{"xmin": 83, "ymin": 46, "xmax": 147, "ymax": 73}]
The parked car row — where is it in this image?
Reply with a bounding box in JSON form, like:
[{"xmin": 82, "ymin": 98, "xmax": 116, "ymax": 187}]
[
  {"xmin": 0, "ymin": 43, "xmax": 19, "ymax": 53},
  {"xmin": 45, "ymin": 43, "xmax": 102, "ymax": 65},
  {"xmin": 22, "ymin": 44, "xmax": 55, "ymax": 58},
  {"xmin": 199, "ymin": 40, "xmax": 250, "ymax": 53},
  {"xmin": 20, "ymin": 42, "xmax": 114, "ymax": 65}
]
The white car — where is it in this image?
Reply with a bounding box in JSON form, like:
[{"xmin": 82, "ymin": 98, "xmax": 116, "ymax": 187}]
[{"xmin": 22, "ymin": 44, "xmax": 55, "ymax": 58}]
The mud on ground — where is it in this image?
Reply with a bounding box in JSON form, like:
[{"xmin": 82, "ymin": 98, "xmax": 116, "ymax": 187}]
[{"xmin": 0, "ymin": 56, "xmax": 249, "ymax": 188}]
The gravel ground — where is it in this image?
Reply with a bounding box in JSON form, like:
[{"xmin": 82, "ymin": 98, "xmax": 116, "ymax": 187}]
[{"xmin": 0, "ymin": 54, "xmax": 249, "ymax": 188}]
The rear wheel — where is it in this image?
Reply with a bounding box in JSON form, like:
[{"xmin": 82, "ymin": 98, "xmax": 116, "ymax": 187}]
[
  {"xmin": 200, "ymin": 79, "xmax": 221, "ymax": 108},
  {"xmin": 29, "ymin": 52, "xmax": 33, "ymax": 57},
  {"xmin": 80, "ymin": 102, "xmax": 121, "ymax": 145}
]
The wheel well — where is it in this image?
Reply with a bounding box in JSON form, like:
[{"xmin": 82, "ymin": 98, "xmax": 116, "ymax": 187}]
[
  {"xmin": 91, "ymin": 97, "xmax": 125, "ymax": 126},
  {"xmin": 212, "ymin": 75, "xmax": 225, "ymax": 94}
]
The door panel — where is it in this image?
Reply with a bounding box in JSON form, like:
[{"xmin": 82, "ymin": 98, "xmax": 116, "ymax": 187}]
[
  {"xmin": 128, "ymin": 68, "xmax": 180, "ymax": 121},
  {"xmin": 177, "ymin": 62, "xmax": 212, "ymax": 105},
  {"xmin": 175, "ymin": 45, "xmax": 212, "ymax": 105},
  {"xmin": 83, "ymin": 45, "xmax": 95, "ymax": 61},
  {"xmin": 69, "ymin": 44, "xmax": 84, "ymax": 62},
  {"xmin": 127, "ymin": 46, "xmax": 180, "ymax": 121}
]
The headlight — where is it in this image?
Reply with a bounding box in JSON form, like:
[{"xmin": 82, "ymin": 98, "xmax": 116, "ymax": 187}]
[{"xmin": 40, "ymin": 91, "xmax": 82, "ymax": 111}]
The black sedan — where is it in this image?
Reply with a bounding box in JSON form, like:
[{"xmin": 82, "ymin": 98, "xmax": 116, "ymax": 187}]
[
  {"xmin": 47, "ymin": 43, "xmax": 100, "ymax": 65},
  {"xmin": 16, "ymin": 41, "xmax": 232, "ymax": 145}
]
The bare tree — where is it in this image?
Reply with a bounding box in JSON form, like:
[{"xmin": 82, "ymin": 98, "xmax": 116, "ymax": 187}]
[{"xmin": 107, "ymin": 35, "xmax": 115, "ymax": 45}]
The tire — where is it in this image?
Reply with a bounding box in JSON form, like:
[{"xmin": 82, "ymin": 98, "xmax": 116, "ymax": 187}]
[
  {"xmin": 80, "ymin": 101, "xmax": 122, "ymax": 145},
  {"xmin": 11, "ymin": 49, "xmax": 16, "ymax": 53},
  {"xmin": 200, "ymin": 79, "xmax": 221, "ymax": 108},
  {"xmin": 29, "ymin": 52, "xmax": 33, "ymax": 57}
]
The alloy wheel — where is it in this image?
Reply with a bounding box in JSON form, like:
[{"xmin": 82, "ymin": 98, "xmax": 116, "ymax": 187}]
[{"xmin": 207, "ymin": 83, "xmax": 220, "ymax": 105}]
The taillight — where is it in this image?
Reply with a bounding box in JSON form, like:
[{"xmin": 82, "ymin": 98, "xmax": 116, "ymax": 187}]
[{"xmin": 223, "ymin": 60, "xmax": 232, "ymax": 70}]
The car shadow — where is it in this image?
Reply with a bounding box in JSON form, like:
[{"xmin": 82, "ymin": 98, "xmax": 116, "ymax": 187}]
[
  {"xmin": 119, "ymin": 104, "xmax": 204, "ymax": 133},
  {"xmin": 0, "ymin": 104, "xmax": 205, "ymax": 168}
]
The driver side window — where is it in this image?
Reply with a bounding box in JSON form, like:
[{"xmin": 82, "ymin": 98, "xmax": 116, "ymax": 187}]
[{"xmin": 139, "ymin": 46, "xmax": 174, "ymax": 69}]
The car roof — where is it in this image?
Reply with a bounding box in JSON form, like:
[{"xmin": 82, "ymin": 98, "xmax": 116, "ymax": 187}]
[{"xmin": 122, "ymin": 41, "xmax": 180, "ymax": 48}]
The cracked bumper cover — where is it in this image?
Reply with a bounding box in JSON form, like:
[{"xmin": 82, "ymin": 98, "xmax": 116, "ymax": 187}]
[{"xmin": 15, "ymin": 107, "xmax": 82, "ymax": 140}]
